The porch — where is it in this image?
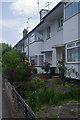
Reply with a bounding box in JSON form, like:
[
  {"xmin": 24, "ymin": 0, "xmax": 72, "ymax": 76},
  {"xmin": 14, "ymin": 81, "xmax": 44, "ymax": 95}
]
[{"xmin": 52, "ymin": 44, "xmax": 65, "ymax": 74}]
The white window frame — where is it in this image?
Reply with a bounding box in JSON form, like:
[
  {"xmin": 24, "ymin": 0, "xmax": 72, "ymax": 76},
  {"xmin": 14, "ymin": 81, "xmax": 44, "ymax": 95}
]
[
  {"xmin": 58, "ymin": 16, "xmax": 63, "ymax": 31},
  {"xmin": 30, "ymin": 55, "xmax": 44, "ymax": 66},
  {"xmin": 66, "ymin": 41, "xmax": 80, "ymax": 63},
  {"xmin": 39, "ymin": 55, "xmax": 44, "ymax": 66},
  {"xmin": 47, "ymin": 26, "xmax": 51, "ymax": 40},
  {"xmin": 64, "ymin": 1, "xmax": 79, "ymax": 20}
]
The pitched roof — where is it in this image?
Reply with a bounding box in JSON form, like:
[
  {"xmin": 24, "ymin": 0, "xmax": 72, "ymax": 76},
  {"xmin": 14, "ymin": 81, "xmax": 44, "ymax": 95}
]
[{"xmin": 14, "ymin": 2, "xmax": 62, "ymax": 48}]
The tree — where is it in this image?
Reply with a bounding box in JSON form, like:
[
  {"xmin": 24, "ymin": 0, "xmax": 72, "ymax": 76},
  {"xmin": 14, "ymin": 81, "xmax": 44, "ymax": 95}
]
[
  {"xmin": 2, "ymin": 43, "xmax": 12, "ymax": 55},
  {"xmin": 2, "ymin": 49, "xmax": 20, "ymax": 83},
  {"xmin": 2, "ymin": 46, "xmax": 32, "ymax": 83}
]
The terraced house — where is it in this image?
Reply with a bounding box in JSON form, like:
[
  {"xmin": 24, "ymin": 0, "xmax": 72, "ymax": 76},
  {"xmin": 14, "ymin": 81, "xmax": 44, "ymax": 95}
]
[{"xmin": 14, "ymin": 1, "xmax": 80, "ymax": 80}]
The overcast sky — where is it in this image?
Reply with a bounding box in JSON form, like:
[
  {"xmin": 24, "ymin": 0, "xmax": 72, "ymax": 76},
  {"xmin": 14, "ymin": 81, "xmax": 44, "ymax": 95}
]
[{"xmin": 0, "ymin": 0, "xmax": 61, "ymax": 47}]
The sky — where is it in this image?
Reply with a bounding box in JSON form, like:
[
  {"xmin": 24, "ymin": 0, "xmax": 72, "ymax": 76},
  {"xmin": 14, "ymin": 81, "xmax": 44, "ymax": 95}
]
[{"xmin": 0, "ymin": 0, "xmax": 61, "ymax": 47}]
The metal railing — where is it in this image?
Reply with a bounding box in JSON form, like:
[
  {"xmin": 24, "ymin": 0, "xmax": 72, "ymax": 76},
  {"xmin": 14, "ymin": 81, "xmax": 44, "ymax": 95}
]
[{"xmin": 12, "ymin": 86, "xmax": 38, "ymax": 120}]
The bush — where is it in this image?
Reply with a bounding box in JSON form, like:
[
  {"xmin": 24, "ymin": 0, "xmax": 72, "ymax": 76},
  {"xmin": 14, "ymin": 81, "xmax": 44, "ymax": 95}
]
[
  {"xmin": 2, "ymin": 48, "xmax": 32, "ymax": 83},
  {"xmin": 38, "ymin": 86, "xmax": 50, "ymax": 104},
  {"xmin": 27, "ymin": 91, "xmax": 41, "ymax": 112},
  {"xmin": 16, "ymin": 60, "xmax": 31, "ymax": 81},
  {"xmin": 3, "ymin": 50, "xmax": 21, "ymax": 68},
  {"xmin": 2, "ymin": 43, "xmax": 12, "ymax": 56},
  {"xmin": 41, "ymin": 60, "xmax": 50, "ymax": 73},
  {"xmin": 63, "ymin": 87, "xmax": 79, "ymax": 101},
  {"xmin": 49, "ymin": 89, "xmax": 64, "ymax": 105},
  {"xmin": 30, "ymin": 77, "xmax": 44, "ymax": 90},
  {"xmin": 13, "ymin": 81, "xmax": 29, "ymax": 98}
]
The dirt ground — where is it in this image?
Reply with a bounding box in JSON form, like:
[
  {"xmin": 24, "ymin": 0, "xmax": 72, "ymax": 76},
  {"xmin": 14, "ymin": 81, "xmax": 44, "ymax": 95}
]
[{"xmin": 36, "ymin": 102, "xmax": 80, "ymax": 118}]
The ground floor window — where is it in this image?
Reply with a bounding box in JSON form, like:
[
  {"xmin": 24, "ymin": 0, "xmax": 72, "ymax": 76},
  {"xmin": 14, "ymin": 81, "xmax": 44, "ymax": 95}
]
[
  {"xmin": 35, "ymin": 56, "xmax": 38, "ymax": 66},
  {"xmin": 30, "ymin": 56, "xmax": 36, "ymax": 66},
  {"xmin": 67, "ymin": 41, "xmax": 80, "ymax": 62},
  {"xmin": 39, "ymin": 55, "xmax": 43, "ymax": 66},
  {"xmin": 30, "ymin": 55, "xmax": 43, "ymax": 66}
]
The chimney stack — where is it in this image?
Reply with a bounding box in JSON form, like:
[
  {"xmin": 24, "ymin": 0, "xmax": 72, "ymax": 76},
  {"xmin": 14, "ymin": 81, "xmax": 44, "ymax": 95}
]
[
  {"xmin": 40, "ymin": 9, "xmax": 49, "ymax": 21},
  {"xmin": 23, "ymin": 29, "xmax": 28, "ymax": 38}
]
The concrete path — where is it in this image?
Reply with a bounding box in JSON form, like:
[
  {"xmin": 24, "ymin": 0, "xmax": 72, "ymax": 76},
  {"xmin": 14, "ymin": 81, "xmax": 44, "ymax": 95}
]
[
  {"xmin": 2, "ymin": 90, "xmax": 12, "ymax": 118},
  {"xmin": 2, "ymin": 76, "xmax": 25, "ymax": 119},
  {"xmin": 2, "ymin": 74, "xmax": 12, "ymax": 118}
]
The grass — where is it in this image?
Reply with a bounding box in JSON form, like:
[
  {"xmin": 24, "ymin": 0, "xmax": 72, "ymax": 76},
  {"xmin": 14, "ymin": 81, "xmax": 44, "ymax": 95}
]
[
  {"xmin": 52, "ymin": 79, "xmax": 62, "ymax": 85},
  {"xmin": 13, "ymin": 77, "xmax": 80, "ymax": 112},
  {"xmin": 51, "ymin": 113, "xmax": 58, "ymax": 118},
  {"xmin": 25, "ymin": 86, "xmax": 80, "ymax": 112}
]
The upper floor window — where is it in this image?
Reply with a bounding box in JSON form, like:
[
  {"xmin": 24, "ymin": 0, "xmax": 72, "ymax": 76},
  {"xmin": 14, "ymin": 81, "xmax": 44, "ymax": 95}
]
[
  {"xmin": 47, "ymin": 26, "xmax": 51, "ymax": 39},
  {"xmin": 65, "ymin": 2, "xmax": 79, "ymax": 20},
  {"xmin": 58, "ymin": 16, "xmax": 63, "ymax": 30},
  {"xmin": 35, "ymin": 32, "xmax": 43, "ymax": 41},
  {"xmin": 38, "ymin": 32, "xmax": 43, "ymax": 40},
  {"xmin": 34, "ymin": 32, "xmax": 37, "ymax": 41}
]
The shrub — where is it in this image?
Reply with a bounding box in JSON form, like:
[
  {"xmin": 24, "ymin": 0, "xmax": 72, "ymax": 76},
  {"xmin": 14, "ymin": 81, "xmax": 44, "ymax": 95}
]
[
  {"xmin": 41, "ymin": 60, "xmax": 50, "ymax": 73},
  {"xmin": 26, "ymin": 91, "xmax": 42, "ymax": 112},
  {"xmin": 2, "ymin": 49, "xmax": 21, "ymax": 83},
  {"xmin": 2, "ymin": 49, "xmax": 20, "ymax": 69},
  {"xmin": 13, "ymin": 81, "xmax": 30, "ymax": 98},
  {"xmin": 57, "ymin": 60, "xmax": 67, "ymax": 79},
  {"xmin": 38, "ymin": 86, "xmax": 50, "ymax": 104},
  {"xmin": 65, "ymin": 82, "xmax": 74, "ymax": 88},
  {"xmin": 30, "ymin": 77, "xmax": 44, "ymax": 90},
  {"xmin": 63, "ymin": 87, "xmax": 79, "ymax": 101},
  {"xmin": 16, "ymin": 60, "xmax": 31, "ymax": 81},
  {"xmin": 57, "ymin": 60, "xmax": 80, "ymax": 79},
  {"xmin": 49, "ymin": 89, "xmax": 64, "ymax": 105},
  {"xmin": 2, "ymin": 43, "xmax": 12, "ymax": 56},
  {"xmin": 2, "ymin": 49, "xmax": 32, "ymax": 83}
]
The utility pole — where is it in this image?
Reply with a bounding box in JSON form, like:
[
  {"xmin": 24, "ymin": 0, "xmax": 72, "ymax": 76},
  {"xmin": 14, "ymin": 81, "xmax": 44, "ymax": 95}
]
[{"xmin": 26, "ymin": 17, "xmax": 32, "ymax": 61}]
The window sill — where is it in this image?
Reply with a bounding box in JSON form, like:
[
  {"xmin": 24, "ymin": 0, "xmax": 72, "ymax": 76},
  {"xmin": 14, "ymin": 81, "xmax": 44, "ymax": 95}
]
[
  {"xmin": 29, "ymin": 40, "xmax": 44, "ymax": 45},
  {"xmin": 34, "ymin": 65, "xmax": 42, "ymax": 67},
  {"xmin": 65, "ymin": 62, "xmax": 80, "ymax": 64},
  {"xmin": 57, "ymin": 27, "xmax": 63, "ymax": 32},
  {"xmin": 46, "ymin": 37, "xmax": 51, "ymax": 40}
]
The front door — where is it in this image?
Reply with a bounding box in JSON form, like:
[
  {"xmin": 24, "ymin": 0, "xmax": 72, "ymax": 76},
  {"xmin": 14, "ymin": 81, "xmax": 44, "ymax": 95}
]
[{"xmin": 56, "ymin": 47, "xmax": 65, "ymax": 73}]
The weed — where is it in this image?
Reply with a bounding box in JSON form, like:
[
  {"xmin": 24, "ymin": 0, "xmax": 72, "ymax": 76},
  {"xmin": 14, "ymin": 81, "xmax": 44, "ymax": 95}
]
[
  {"xmin": 52, "ymin": 80, "xmax": 62, "ymax": 85},
  {"xmin": 51, "ymin": 113, "xmax": 58, "ymax": 118},
  {"xmin": 68, "ymin": 110, "xmax": 75, "ymax": 114}
]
